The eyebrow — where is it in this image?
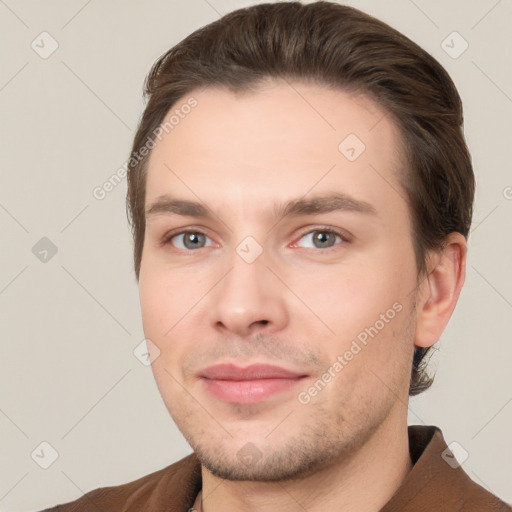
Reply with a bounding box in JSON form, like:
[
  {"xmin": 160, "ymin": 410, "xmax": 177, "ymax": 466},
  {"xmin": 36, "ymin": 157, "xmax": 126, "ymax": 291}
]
[{"xmin": 145, "ymin": 192, "xmax": 377, "ymax": 221}]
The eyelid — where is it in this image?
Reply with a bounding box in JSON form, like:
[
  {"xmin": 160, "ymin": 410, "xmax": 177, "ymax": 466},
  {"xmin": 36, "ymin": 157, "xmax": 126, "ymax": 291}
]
[
  {"xmin": 160, "ymin": 225, "xmax": 352, "ymax": 251},
  {"xmin": 160, "ymin": 226, "xmax": 216, "ymax": 247},
  {"xmin": 290, "ymin": 226, "xmax": 352, "ymax": 250},
  {"xmin": 294, "ymin": 225, "xmax": 352, "ymax": 241}
]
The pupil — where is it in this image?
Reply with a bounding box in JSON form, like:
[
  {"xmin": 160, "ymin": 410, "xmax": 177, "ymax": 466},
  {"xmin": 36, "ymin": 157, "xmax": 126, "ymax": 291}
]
[
  {"xmin": 315, "ymin": 232, "xmax": 332, "ymax": 248},
  {"xmin": 186, "ymin": 233, "xmax": 203, "ymax": 249},
  {"xmin": 182, "ymin": 232, "xmax": 334, "ymax": 250}
]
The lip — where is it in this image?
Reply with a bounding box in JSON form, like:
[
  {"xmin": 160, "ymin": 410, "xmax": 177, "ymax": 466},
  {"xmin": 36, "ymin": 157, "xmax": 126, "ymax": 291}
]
[{"xmin": 199, "ymin": 363, "xmax": 309, "ymax": 404}]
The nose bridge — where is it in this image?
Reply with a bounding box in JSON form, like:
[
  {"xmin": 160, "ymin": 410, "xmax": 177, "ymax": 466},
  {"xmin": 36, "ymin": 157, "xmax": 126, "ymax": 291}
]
[
  {"xmin": 208, "ymin": 235, "xmax": 287, "ymax": 336},
  {"xmin": 221, "ymin": 237, "xmax": 270, "ymax": 309}
]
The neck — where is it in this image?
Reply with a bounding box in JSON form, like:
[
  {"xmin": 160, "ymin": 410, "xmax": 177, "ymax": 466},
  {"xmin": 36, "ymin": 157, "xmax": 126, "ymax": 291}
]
[{"xmin": 194, "ymin": 416, "xmax": 413, "ymax": 512}]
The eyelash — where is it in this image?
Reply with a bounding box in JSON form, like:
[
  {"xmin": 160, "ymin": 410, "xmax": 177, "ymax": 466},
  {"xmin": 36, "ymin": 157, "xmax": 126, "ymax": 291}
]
[{"xmin": 160, "ymin": 227, "xmax": 350, "ymax": 253}]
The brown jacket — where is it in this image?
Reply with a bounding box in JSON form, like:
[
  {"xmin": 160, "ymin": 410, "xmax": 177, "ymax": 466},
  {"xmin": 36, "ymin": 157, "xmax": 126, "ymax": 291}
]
[{"xmin": 40, "ymin": 425, "xmax": 511, "ymax": 511}]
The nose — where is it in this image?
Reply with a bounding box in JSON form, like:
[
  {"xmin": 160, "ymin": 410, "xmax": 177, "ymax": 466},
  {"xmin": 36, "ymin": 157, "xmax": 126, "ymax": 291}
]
[{"xmin": 208, "ymin": 246, "xmax": 288, "ymax": 338}]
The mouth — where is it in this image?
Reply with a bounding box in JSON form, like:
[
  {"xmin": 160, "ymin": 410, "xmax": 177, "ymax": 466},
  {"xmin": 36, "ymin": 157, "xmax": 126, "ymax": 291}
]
[{"xmin": 198, "ymin": 363, "xmax": 309, "ymax": 405}]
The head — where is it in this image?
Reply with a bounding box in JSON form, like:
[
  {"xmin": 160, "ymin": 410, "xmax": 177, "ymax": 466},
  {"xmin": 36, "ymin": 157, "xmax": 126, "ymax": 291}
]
[{"xmin": 127, "ymin": 1, "xmax": 473, "ymax": 481}]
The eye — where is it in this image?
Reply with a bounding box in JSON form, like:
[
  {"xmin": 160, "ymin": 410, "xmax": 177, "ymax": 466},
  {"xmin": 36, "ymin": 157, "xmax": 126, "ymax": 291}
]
[
  {"xmin": 161, "ymin": 227, "xmax": 349, "ymax": 253},
  {"xmin": 293, "ymin": 228, "xmax": 347, "ymax": 251},
  {"xmin": 164, "ymin": 230, "xmax": 214, "ymax": 251}
]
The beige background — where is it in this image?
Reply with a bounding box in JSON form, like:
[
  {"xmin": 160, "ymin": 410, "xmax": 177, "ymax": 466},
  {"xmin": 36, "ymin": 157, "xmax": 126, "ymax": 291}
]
[{"xmin": 0, "ymin": 0, "xmax": 511, "ymax": 510}]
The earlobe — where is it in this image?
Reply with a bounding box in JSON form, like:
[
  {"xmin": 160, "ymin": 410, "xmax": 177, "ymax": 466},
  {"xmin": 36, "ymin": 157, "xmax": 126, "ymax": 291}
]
[{"xmin": 415, "ymin": 233, "xmax": 467, "ymax": 349}]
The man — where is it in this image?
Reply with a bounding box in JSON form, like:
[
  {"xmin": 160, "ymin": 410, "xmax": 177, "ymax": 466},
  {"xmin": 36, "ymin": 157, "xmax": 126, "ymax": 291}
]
[{"xmin": 42, "ymin": 1, "xmax": 511, "ymax": 510}]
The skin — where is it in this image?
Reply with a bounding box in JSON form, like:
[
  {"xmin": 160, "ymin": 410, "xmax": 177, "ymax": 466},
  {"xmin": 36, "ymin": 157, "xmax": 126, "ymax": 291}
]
[{"xmin": 138, "ymin": 79, "xmax": 466, "ymax": 511}]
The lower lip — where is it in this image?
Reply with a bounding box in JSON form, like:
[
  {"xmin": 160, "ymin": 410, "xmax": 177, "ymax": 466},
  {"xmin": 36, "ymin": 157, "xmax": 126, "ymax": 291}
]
[{"xmin": 202, "ymin": 377, "xmax": 306, "ymax": 404}]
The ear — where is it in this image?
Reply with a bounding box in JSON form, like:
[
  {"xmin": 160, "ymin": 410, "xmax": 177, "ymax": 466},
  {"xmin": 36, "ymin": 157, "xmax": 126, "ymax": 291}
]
[{"xmin": 415, "ymin": 233, "xmax": 467, "ymax": 348}]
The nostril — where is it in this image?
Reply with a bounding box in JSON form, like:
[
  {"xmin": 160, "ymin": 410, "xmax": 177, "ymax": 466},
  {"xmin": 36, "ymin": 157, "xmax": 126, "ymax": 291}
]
[{"xmin": 250, "ymin": 319, "xmax": 269, "ymax": 329}]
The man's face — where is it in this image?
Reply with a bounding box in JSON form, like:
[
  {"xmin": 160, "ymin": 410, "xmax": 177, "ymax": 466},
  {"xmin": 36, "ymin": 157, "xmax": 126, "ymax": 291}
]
[{"xmin": 139, "ymin": 80, "xmax": 420, "ymax": 481}]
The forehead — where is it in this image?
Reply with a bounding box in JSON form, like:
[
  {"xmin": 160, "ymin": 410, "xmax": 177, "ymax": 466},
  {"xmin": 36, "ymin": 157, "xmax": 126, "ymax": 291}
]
[{"xmin": 144, "ymin": 80, "xmax": 407, "ymax": 222}]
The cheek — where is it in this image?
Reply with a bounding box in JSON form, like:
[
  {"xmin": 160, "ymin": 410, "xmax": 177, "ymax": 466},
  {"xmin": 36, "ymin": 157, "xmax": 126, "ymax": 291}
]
[
  {"xmin": 300, "ymin": 260, "xmax": 403, "ymax": 341},
  {"xmin": 322, "ymin": 307, "xmax": 414, "ymax": 423},
  {"xmin": 139, "ymin": 278, "xmax": 165, "ymax": 335},
  {"xmin": 139, "ymin": 269, "xmax": 203, "ymax": 375},
  {"xmin": 139, "ymin": 262, "xmax": 191, "ymax": 325},
  {"xmin": 305, "ymin": 255, "xmax": 414, "ymax": 385},
  {"xmin": 139, "ymin": 272, "xmax": 182, "ymax": 354}
]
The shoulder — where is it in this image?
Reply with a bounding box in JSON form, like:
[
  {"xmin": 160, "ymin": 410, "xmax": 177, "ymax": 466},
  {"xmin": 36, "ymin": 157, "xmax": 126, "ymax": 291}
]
[
  {"xmin": 402, "ymin": 425, "xmax": 512, "ymax": 511},
  {"xmin": 38, "ymin": 453, "xmax": 201, "ymax": 512}
]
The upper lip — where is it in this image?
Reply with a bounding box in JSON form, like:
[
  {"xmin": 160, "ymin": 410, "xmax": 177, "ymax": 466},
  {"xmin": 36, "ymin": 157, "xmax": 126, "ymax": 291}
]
[{"xmin": 199, "ymin": 363, "xmax": 307, "ymax": 381}]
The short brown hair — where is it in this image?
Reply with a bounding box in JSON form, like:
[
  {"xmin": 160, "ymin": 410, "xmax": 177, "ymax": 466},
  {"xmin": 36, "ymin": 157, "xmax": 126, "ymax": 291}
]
[{"xmin": 126, "ymin": 1, "xmax": 474, "ymax": 395}]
